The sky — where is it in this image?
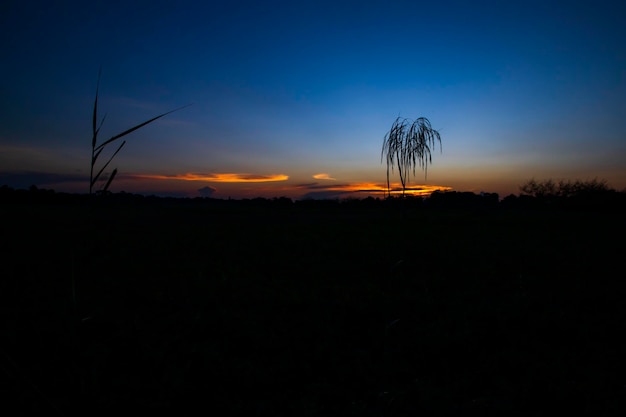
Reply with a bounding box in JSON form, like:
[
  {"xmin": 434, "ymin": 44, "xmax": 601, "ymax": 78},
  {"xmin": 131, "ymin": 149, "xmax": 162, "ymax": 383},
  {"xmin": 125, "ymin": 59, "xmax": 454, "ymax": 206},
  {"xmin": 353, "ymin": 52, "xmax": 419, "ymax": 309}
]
[{"xmin": 1, "ymin": 0, "xmax": 625, "ymax": 199}]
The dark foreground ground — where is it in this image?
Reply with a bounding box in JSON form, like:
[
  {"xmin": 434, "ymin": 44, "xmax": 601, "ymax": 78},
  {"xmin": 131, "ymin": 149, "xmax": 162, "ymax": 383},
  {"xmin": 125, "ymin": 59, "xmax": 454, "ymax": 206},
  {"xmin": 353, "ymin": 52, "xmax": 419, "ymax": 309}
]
[{"xmin": 1, "ymin": 192, "xmax": 625, "ymax": 416}]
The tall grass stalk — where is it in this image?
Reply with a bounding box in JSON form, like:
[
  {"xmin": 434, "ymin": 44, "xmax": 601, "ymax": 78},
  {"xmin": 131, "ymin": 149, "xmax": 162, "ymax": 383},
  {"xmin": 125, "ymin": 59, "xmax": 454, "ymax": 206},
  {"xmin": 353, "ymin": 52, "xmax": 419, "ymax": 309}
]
[
  {"xmin": 381, "ymin": 116, "xmax": 442, "ymax": 197},
  {"xmin": 89, "ymin": 69, "xmax": 190, "ymax": 194}
]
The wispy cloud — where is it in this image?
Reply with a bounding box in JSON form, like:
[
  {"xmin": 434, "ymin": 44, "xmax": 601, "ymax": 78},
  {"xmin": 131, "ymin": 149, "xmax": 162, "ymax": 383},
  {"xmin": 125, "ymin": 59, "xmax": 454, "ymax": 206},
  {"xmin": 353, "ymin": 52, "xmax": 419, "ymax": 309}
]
[
  {"xmin": 136, "ymin": 172, "xmax": 289, "ymax": 182},
  {"xmin": 312, "ymin": 173, "xmax": 336, "ymax": 180}
]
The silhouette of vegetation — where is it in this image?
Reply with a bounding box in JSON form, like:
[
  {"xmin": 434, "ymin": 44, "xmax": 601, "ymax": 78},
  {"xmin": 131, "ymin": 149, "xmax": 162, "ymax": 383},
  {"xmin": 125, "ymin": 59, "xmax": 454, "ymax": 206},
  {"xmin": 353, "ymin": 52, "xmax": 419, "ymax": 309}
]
[
  {"xmin": 520, "ymin": 178, "xmax": 610, "ymax": 198},
  {"xmin": 1, "ymin": 184, "xmax": 626, "ymax": 414},
  {"xmin": 89, "ymin": 69, "xmax": 190, "ymax": 195},
  {"xmin": 381, "ymin": 116, "xmax": 442, "ymax": 197},
  {"xmin": 518, "ymin": 178, "xmax": 626, "ymax": 210}
]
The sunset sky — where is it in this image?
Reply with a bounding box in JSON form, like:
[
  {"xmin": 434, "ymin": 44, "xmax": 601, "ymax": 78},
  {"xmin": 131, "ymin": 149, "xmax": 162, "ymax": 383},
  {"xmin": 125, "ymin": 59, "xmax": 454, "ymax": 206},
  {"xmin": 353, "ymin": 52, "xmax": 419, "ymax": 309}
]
[{"xmin": 1, "ymin": 0, "xmax": 625, "ymax": 199}]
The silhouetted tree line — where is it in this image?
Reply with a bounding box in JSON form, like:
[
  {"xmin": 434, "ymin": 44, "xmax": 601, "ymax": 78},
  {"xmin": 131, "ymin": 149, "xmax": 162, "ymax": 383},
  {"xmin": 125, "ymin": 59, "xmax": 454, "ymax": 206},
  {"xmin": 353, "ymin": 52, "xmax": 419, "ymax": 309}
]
[
  {"xmin": 512, "ymin": 178, "xmax": 626, "ymax": 211},
  {"xmin": 1, "ymin": 180, "xmax": 625, "ymax": 211}
]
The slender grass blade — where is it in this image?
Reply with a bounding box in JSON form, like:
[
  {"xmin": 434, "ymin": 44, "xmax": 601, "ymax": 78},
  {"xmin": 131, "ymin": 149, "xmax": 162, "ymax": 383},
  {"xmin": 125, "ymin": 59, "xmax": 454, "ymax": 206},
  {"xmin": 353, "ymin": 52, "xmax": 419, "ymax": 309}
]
[
  {"xmin": 102, "ymin": 168, "xmax": 117, "ymax": 193},
  {"xmin": 95, "ymin": 104, "xmax": 192, "ymax": 152},
  {"xmin": 92, "ymin": 141, "xmax": 126, "ymax": 187}
]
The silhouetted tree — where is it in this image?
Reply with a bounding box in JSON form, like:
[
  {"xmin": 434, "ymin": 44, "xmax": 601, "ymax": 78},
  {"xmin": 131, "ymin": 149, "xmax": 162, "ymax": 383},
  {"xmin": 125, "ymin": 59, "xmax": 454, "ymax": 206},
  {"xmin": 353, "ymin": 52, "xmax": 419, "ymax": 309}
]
[{"xmin": 381, "ymin": 116, "xmax": 442, "ymax": 197}]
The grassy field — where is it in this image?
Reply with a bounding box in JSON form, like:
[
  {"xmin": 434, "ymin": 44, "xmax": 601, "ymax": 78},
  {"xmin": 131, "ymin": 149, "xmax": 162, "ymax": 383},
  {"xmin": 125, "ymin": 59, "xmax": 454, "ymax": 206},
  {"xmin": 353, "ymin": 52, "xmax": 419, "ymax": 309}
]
[{"xmin": 1, "ymin": 193, "xmax": 625, "ymax": 415}]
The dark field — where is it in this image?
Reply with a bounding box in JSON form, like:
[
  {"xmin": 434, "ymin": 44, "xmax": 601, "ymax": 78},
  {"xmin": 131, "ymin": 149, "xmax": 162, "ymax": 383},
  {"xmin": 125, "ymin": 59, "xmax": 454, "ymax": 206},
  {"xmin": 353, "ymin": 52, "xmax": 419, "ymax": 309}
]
[{"xmin": 2, "ymin": 192, "xmax": 625, "ymax": 416}]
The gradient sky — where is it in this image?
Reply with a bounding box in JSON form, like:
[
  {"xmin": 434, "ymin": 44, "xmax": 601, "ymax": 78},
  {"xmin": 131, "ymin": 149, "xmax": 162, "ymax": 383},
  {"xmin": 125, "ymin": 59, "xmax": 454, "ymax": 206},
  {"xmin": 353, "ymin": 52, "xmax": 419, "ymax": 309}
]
[{"xmin": 1, "ymin": 0, "xmax": 625, "ymax": 199}]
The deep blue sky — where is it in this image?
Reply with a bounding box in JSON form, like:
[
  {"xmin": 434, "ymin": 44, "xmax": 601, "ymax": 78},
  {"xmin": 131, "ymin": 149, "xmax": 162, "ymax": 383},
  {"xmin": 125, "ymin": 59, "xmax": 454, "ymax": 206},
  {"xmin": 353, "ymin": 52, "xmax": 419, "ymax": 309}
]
[{"xmin": 1, "ymin": 0, "xmax": 625, "ymax": 198}]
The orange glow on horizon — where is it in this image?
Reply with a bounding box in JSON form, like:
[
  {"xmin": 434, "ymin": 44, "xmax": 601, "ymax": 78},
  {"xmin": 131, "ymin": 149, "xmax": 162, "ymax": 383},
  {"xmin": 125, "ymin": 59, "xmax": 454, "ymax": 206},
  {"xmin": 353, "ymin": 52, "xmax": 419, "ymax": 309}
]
[
  {"xmin": 137, "ymin": 173, "xmax": 289, "ymax": 183},
  {"xmin": 296, "ymin": 181, "xmax": 453, "ymax": 197},
  {"xmin": 121, "ymin": 173, "xmax": 452, "ymax": 198},
  {"xmin": 383, "ymin": 184, "xmax": 453, "ymax": 197}
]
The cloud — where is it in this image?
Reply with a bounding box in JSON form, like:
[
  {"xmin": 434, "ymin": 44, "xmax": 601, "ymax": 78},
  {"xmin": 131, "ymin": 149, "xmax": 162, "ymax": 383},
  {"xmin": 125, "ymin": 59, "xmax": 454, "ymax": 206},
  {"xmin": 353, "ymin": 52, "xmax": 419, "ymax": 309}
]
[
  {"xmin": 136, "ymin": 173, "xmax": 289, "ymax": 182},
  {"xmin": 312, "ymin": 173, "xmax": 336, "ymax": 180},
  {"xmin": 198, "ymin": 186, "xmax": 217, "ymax": 197}
]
